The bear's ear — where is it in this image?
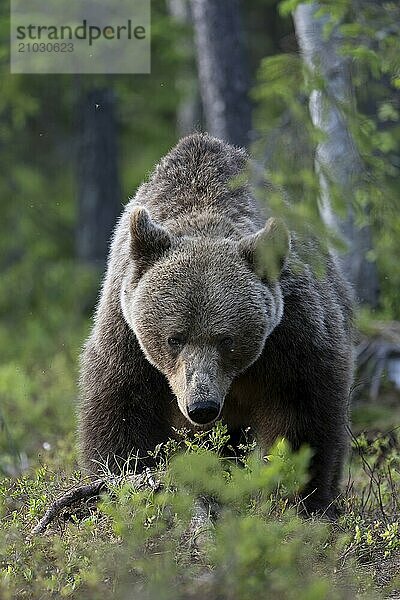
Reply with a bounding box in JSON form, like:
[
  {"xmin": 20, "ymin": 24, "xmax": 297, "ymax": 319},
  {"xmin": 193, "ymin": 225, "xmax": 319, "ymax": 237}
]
[
  {"xmin": 130, "ymin": 207, "xmax": 172, "ymax": 271},
  {"xmin": 238, "ymin": 217, "xmax": 291, "ymax": 280}
]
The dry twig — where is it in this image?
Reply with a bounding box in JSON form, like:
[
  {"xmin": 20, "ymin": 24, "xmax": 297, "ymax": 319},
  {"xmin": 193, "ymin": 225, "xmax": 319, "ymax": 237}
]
[{"xmin": 30, "ymin": 469, "xmax": 161, "ymax": 536}]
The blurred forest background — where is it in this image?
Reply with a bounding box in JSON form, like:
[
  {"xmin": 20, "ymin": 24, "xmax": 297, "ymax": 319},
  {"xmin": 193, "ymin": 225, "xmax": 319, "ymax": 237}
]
[{"xmin": 1, "ymin": 0, "xmax": 400, "ymax": 597}]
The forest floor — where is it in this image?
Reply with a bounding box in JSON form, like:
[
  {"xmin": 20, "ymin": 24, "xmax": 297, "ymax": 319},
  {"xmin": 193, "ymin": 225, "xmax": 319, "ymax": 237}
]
[{"xmin": 0, "ymin": 408, "xmax": 399, "ymax": 600}]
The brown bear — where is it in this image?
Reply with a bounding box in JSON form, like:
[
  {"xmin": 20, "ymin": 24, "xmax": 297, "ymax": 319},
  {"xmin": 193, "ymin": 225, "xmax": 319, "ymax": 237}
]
[{"xmin": 78, "ymin": 133, "xmax": 353, "ymax": 517}]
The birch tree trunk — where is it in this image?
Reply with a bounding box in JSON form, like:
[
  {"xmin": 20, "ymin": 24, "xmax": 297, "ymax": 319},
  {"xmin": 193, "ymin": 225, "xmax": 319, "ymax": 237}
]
[
  {"xmin": 190, "ymin": 0, "xmax": 251, "ymax": 148},
  {"xmin": 293, "ymin": 3, "xmax": 380, "ymax": 307},
  {"xmin": 76, "ymin": 88, "xmax": 121, "ymax": 268},
  {"xmin": 167, "ymin": 0, "xmax": 202, "ymax": 136}
]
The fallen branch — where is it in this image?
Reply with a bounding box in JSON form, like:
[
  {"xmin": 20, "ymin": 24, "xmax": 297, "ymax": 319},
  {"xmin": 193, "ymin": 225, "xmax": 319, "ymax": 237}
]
[{"xmin": 30, "ymin": 468, "xmax": 161, "ymax": 536}]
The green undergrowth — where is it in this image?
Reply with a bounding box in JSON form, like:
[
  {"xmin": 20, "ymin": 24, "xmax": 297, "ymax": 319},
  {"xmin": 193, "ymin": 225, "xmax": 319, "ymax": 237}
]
[{"xmin": 0, "ymin": 424, "xmax": 399, "ymax": 599}]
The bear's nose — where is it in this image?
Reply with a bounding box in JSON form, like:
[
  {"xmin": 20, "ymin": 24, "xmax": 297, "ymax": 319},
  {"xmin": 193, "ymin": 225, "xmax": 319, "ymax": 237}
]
[{"xmin": 187, "ymin": 400, "xmax": 220, "ymax": 425}]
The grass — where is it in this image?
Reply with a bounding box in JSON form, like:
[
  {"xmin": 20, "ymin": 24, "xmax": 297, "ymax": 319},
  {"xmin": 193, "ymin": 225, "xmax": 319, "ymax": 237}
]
[{"xmin": 0, "ymin": 423, "xmax": 399, "ymax": 599}]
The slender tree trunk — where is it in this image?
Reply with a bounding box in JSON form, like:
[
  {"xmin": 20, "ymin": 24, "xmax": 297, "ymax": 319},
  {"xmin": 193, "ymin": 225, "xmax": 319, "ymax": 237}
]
[
  {"xmin": 76, "ymin": 88, "xmax": 121, "ymax": 268},
  {"xmin": 190, "ymin": 0, "xmax": 251, "ymax": 148},
  {"xmin": 293, "ymin": 3, "xmax": 380, "ymax": 307},
  {"xmin": 167, "ymin": 0, "xmax": 202, "ymax": 136}
]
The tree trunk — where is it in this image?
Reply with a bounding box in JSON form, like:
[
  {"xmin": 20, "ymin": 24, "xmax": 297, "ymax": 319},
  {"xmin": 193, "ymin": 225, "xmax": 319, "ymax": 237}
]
[
  {"xmin": 293, "ymin": 3, "xmax": 380, "ymax": 307},
  {"xmin": 76, "ymin": 88, "xmax": 121, "ymax": 268},
  {"xmin": 190, "ymin": 0, "xmax": 251, "ymax": 148},
  {"xmin": 167, "ymin": 0, "xmax": 202, "ymax": 136}
]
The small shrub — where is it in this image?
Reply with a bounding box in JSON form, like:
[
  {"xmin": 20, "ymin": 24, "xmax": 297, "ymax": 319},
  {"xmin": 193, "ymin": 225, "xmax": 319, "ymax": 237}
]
[{"xmin": 0, "ymin": 428, "xmax": 398, "ymax": 599}]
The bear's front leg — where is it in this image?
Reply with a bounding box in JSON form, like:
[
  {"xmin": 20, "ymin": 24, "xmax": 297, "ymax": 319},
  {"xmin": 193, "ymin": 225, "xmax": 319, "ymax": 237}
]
[
  {"xmin": 79, "ymin": 395, "xmax": 174, "ymax": 477},
  {"xmin": 288, "ymin": 399, "xmax": 349, "ymax": 519},
  {"xmin": 299, "ymin": 436, "xmax": 346, "ymax": 519},
  {"xmin": 79, "ymin": 340, "xmax": 175, "ymax": 477}
]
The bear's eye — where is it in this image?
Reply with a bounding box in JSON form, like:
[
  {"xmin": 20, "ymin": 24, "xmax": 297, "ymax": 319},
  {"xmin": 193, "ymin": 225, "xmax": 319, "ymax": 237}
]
[
  {"xmin": 167, "ymin": 335, "xmax": 186, "ymax": 350},
  {"xmin": 219, "ymin": 336, "xmax": 234, "ymax": 352}
]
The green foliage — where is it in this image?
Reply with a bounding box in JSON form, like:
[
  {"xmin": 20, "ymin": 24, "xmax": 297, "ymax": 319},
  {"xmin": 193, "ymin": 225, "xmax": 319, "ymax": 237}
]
[
  {"xmin": 1, "ymin": 429, "xmax": 398, "ymax": 599},
  {"xmin": 253, "ymin": 0, "xmax": 400, "ymax": 317}
]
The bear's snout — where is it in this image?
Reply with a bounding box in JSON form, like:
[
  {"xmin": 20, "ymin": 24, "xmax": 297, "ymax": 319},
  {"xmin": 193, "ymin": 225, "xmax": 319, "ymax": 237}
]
[
  {"xmin": 187, "ymin": 399, "xmax": 220, "ymax": 425},
  {"xmin": 178, "ymin": 366, "xmax": 226, "ymax": 426}
]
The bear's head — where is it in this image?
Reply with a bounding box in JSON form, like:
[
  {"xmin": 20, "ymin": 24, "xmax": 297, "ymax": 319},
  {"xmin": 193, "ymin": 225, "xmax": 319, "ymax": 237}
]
[{"xmin": 121, "ymin": 207, "xmax": 290, "ymax": 427}]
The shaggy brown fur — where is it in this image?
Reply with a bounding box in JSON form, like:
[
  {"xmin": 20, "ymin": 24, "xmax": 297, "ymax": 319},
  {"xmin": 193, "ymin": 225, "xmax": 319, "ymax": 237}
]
[{"xmin": 78, "ymin": 133, "xmax": 353, "ymax": 516}]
